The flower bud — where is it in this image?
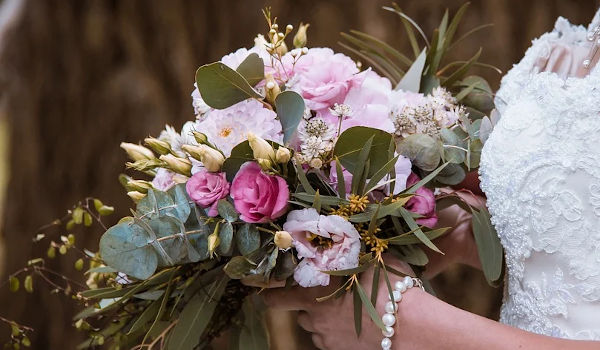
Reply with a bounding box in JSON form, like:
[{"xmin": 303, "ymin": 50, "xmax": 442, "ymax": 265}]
[
  {"xmin": 293, "ymin": 23, "xmax": 310, "ymax": 48},
  {"xmin": 257, "ymin": 158, "xmax": 273, "ymax": 171},
  {"xmin": 247, "ymin": 132, "xmax": 275, "ymax": 160},
  {"xmin": 286, "ymin": 24, "xmax": 293, "ymax": 34},
  {"xmin": 127, "ymin": 179, "xmax": 152, "ymax": 193},
  {"xmin": 274, "ymin": 231, "xmax": 293, "ymax": 250},
  {"xmin": 264, "ymin": 74, "xmax": 281, "ymax": 104},
  {"xmin": 207, "ymin": 232, "xmax": 220, "ymax": 256},
  {"xmin": 309, "ymin": 158, "xmax": 323, "ymax": 169},
  {"xmin": 127, "ymin": 191, "xmax": 146, "ymax": 202},
  {"xmin": 144, "ymin": 137, "xmax": 171, "ymax": 155},
  {"xmin": 192, "ymin": 131, "xmax": 209, "ymax": 145},
  {"xmin": 275, "ymin": 147, "xmax": 291, "ymax": 164},
  {"xmin": 159, "ymin": 154, "xmax": 192, "ymax": 176},
  {"xmin": 275, "ymin": 41, "xmax": 288, "ymax": 56},
  {"xmin": 183, "ymin": 144, "xmax": 225, "ymax": 172},
  {"xmin": 120, "ymin": 142, "xmax": 155, "ymax": 161}
]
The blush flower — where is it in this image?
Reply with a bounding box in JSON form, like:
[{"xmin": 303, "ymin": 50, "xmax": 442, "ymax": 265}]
[
  {"xmin": 405, "ymin": 173, "xmax": 438, "ymax": 228},
  {"xmin": 186, "ymin": 170, "xmax": 230, "ymax": 217},
  {"xmin": 230, "ymin": 162, "xmax": 289, "ymax": 223},
  {"xmin": 289, "ymin": 48, "xmax": 362, "ymax": 112},
  {"xmin": 283, "ymin": 208, "xmax": 361, "ymax": 287},
  {"xmin": 196, "ymin": 99, "xmax": 283, "ymax": 156}
]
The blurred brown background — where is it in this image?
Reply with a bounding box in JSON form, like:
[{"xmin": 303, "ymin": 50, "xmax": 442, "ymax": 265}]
[{"xmin": 0, "ymin": 0, "xmax": 598, "ymax": 349}]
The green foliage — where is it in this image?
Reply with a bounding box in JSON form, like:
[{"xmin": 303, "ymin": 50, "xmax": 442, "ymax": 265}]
[
  {"xmin": 99, "ymin": 185, "xmax": 211, "ymax": 280},
  {"xmin": 334, "ymin": 127, "xmax": 394, "ymax": 179},
  {"xmin": 167, "ymin": 275, "xmax": 229, "ymax": 350},
  {"xmin": 275, "ymin": 90, "xmax": 305, "ymax": 143},
  {"xmin": 195, "ymin": 61, "xmax": 262, "ymax": 109},
  {"xmin": 471, "ymin": 207, "xmax": 504, "ymax": 286},
  {"xmin": 396, "ymin": 134, "xmax": 441, "ymax": 171},
  {"xmin": 235, "ymin": 53, "xmax": 265, "ymax": 86},
  {"xmin": 238, "ymin": 296, "xmax": 269, "ymax": 350}
]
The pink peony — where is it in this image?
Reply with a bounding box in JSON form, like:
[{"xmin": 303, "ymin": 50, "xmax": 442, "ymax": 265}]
[
  {"xmin": 284, "ymin": 208, "xmax": 361, "ymax": 287},
  {"xmin": 405, "ymin": 173, "xmax": 438, "ymax": 228},
  {"xmin": 230, "ymin": 162, "xmax": 289, "ymax": 223},
  {"xmin": 186, "ymin": 170, "xmax": 230, "ymax": 217},
  {"xmin": 320, "ymin": 70, "xmax": 395, "ymax": 133},
  {"xmin": 290, "ymin": 48, "xmax": 363, "ymax": 112}
]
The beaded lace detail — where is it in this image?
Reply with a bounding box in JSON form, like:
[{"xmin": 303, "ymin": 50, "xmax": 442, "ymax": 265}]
[{"xmin": 480, "ymin": 14, "xmax": 600, "ymax": 340}]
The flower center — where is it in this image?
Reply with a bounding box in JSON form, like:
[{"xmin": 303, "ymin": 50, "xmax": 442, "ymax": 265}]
[
  {"xmin": 307, "ymin": 233, "xmax": 334, "ymax": 249},
  {"xmin": 219, "ymin": 127, "xmax": 233, "ymax": 138}
]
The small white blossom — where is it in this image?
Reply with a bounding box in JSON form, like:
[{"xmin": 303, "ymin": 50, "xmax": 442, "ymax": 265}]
[{"xmin": 329, "ymin": 103, "xmax": 353, "ymax": 118}]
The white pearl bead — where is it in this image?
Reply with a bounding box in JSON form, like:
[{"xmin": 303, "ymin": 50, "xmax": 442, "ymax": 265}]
[
  {"xmin": 382, "ymin": 313, "xmax": 396, "ymax": 327},
  {"xmin": 394, "ymin": 280, "xmax": 407, "ymax": 292},
  {"xmin": 384, "ymin": 301, "xmax": 397, "ymax": 313},
  {"xmin": 388, "ymin": 290, "xmax": 402, "ymax": 302},
  {"xmin": 381, "ymin": 337, "xmax": 392, "ymax": 349},
  {"xmin": 382, "ymin": 325, "xmax": 395, "ymax": 337},
  {"xmin": 403, "ymin": 276, "xmax": 414, "ymax": 288}
]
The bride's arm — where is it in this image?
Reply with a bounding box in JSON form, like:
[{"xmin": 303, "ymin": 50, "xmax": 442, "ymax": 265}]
[{"xmin": 264, "ymin": 267, "xmax": 598, "ymax": 350}]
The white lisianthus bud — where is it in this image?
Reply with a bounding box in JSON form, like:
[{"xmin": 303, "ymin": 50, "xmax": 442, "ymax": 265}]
[
  {"xmin": 264, "ymin": 74, "xmax": 281, "ymax": 104},
  {"xmin": 247, "ymin": 132, "xmax": 275, "ymax": 160},
  {"xmin": 293, "ymin": 23, "xmax": 310, "ymax": 48},
  {"xmin": 286, "ymin": 24, "xmax": 293, "ymax": 34},
  {"xmin": 274, "ymin": 231, "xmax": 293, "ymax": 250},
  {"xmin": 159, "ymin": 154, "xmax": 192, "ymax": 176},
  {"xmin": 127, "ymin": 179, "xmax": 152, "ymax": 193},
  {"xmin": 127, "ymin": 191, "xmax": 146, "ymax": 202},
  {"xmin": 309, "ymin": 158, "xmax": 323, "ymax": 169},
  {"xmin": 275, "ymin": 147, "xmax": 291, "ymax": 164},
  {"xmin": 192, "ymin": 131, "xmax": 209, "ymax": 145},
  {"xmin": 257, "ymin": 158, "xmax": 273, "ymax": 171},
  {"xmin": 120, "ymin": 142, "xmax": 155, "ymax": 161},
  {"xmin": 207, "ymin": 232, "xmax": 220, "ymax": 256},
  {"xmin": 183, "ymin": 144, "xmax": 224, "ymax": 172},
  {"xmin": 144, "ymin": 137, "xmax": 171, "ymax": 155}
]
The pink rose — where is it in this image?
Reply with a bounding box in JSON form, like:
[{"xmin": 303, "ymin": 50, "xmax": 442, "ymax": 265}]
[
  {"xmin": 405, "ymin": 173, "xmax": 438, "ymax": 228},
  {"xmin": 230, "ymin": 162, "xmax": 289, "ymax": 223},
  {"xmin": 290, "ymin": 48, "xmax": 363, "ymax": 112},
  {"xmin": 186, "ymin": 170, "xmax": 230, "ymax": 217},
  {"xmin": 284, "ymin": 208, "xmax": 361, "ymax": 287}
]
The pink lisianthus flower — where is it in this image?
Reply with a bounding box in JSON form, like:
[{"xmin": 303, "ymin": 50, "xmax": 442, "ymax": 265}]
[
  {"xmin": 320, "ymin": 70, "xmax": 395, "ymax": 133},
  {"xmin": 152, "ymin": 168, "xmax": 188, "ymax": 192},
  {"xmin": 405, "ymin": 173, "xmax": 438, "ymax": 228},
  {"xmin": 186, "ymin": 170, "xmax": 230, "ymax": 217},
  {"xmin": 284, "ymin": 208, "xmax": 361, "ymax": 287},
  {"xmin": 290, "ymin": 48, "xmax": 363, "ymax": 112},
  {"xmin": 230, "ymin": 162, "xmax": 289, "ymax": 223}
]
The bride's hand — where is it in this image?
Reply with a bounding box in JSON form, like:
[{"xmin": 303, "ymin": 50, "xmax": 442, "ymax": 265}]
[{"xmin": 262, "ymin": 259, "xmax": 424, "ymax": 350}]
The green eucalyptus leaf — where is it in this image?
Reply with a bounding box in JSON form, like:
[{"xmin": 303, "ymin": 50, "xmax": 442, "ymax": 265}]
[
  {"xmin": 236, "ymin": 224, "xmax": 260, "ymax": 255},
  {"xmin": 235, "ymin": 53, "xmax": 265, "ymax": 86},
  {"xmin": 222, "ymin": 142, "xmax": 254, "ymax": 182},
  {"xmin": 217, "ymin": 199, "xmax": 239, "ymax": 222},
  {"xmin": 218, "ymin": 221, "xmax": 234, "ymax": 255},
  {"xmin": 435, "ymin": 163, "xmax": 466, "ymax": 185},
  {"xmin": 468, "ymin": 139, "xmax": 484, "ymax": 169},
  {"xmin": 396, "ymin": 134, "xmax": 441, "ymax": 171},
  {"xmin": 195, "ymin": 62, "xmax": 262, "ymax": 110},
  {"xmin": 441, "ymin": 128, "xmax": 466, "ymax": 164},
  {"xmin": 128, "ymin": 299, "xmax": 161, "ymax": 335},
  {"xmin": 275, "ymin": 90, "xmax": 305, "ymax": 143},
  {"xmin": 167, "ymin": 276, "xmax": 229, "ymax": 350},
  {"xmin": 99, "ymin": 222, "xmax": 158, "ymax": 280},
  {"xmin": 334, "ymin": 126, "xmax": 394, "ymax": 178},
  {"xmin": 224, "ymin": 256, "xmax": 256, "ymax": 279}
]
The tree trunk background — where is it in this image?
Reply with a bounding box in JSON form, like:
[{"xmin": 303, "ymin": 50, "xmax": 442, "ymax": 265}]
[{"xmin": 0, "ymin": 0, "xmax": 598, "ymax": 349}]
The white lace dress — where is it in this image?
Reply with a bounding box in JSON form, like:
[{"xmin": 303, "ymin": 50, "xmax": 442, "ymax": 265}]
[{"xmin": 479, "ymin": 15, "xmax": 600, "ymax": 340}]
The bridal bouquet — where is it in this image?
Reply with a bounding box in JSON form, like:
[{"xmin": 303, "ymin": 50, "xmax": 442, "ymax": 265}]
[{"xmin": 5, "ymin": 4, "xmax": 502, "ymax": 350}]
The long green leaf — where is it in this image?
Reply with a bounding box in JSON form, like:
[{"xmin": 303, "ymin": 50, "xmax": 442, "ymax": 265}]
[
  {"xmin": 443, "ymin": 2, "xmax": 470, "ymax": 52},
  {"xmin": 388, "ymin": 227, "xmax": 449, "ymax": 245},
  {"xmin": 353, "ymin": 286, "xmax": 362, "ymax": 336},
  {"xmin": 349, "ymin": 30, "xmax": 412, "ymax": 66},
  {"xmin": 448, "ymin": 24, "xmax": 494, "ymax": 51},
  {"xmin": 471, "ymin": 207, "xmax": 503, "ymax": 286},
  {"xmin": 167, "ymin": 275, "xmax": 229, "ymax": 350},
  {"xmin": 383, "ymin": 6, "xmax": 430, "ymax": 47},
  {"xmin": 396, "ymin": 49, "xmax": 426, "ymax": 92},
  {"xmin": 399, "ymin": 208, "xmax": 442, "ymax": 254},
  {"xmin": 364, "ymin": 155, "xmax": 399, "ymax": 194},
  {"xmin": 335, "ymin": 158, "xmax": 347, "ymax": 199},
  {"xmin": 442, "ymin": 48, "xmax": 482, "ymax": 87},
  {"xmin": 355, "ymin": 282, "xmax": 386, "ymax": 330},
  {"xmin": 405, "ymin": 162, "xmax": 449, "ymax": 194},
  {"xmin": 351, "ymin": 136, "xmax": 374, "ymax": 194}
]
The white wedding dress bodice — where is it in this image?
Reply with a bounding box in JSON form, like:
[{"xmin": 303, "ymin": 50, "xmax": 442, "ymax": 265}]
[{"xmin": 479, "ymin": 14, "xmax": 600, "ymax": 340}]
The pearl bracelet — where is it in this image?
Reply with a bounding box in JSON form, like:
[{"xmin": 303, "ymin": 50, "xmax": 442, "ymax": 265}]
[{"xmin": 380, "ymin": 276, "xmax": 424, "ymax": 350}]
